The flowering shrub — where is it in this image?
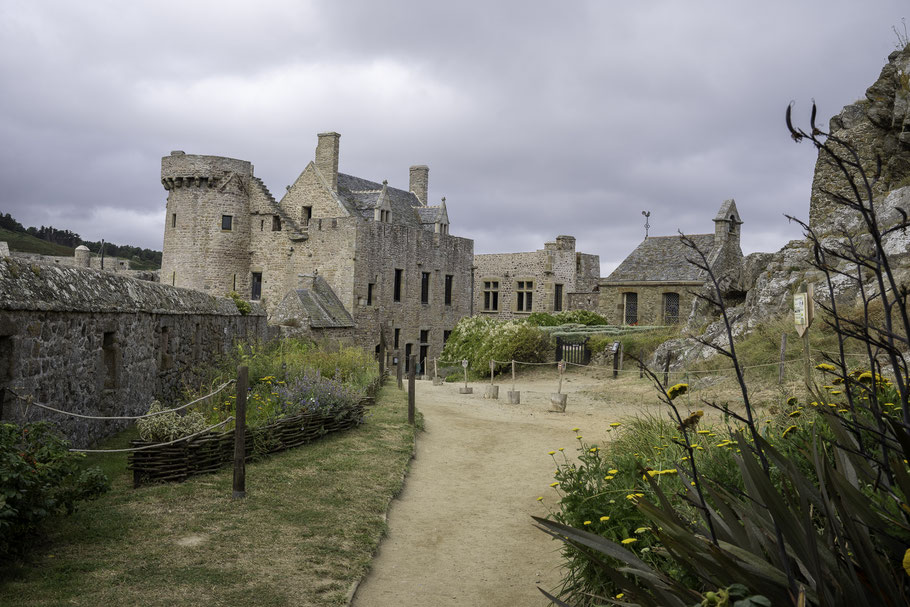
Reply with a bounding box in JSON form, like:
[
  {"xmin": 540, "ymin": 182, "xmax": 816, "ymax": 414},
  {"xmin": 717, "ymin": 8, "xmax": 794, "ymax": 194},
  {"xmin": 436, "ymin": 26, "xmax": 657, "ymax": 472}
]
[
  {"xmin": 440, "ymin": 316, "xmax": 552, "ymax": 375},
  {"xmin": 136, "ymin": 400, "xmax": 209, "ymax": 442},
  {"xmin": 0, "ymin": 422, "xmax": 110, "ymax": 556}
]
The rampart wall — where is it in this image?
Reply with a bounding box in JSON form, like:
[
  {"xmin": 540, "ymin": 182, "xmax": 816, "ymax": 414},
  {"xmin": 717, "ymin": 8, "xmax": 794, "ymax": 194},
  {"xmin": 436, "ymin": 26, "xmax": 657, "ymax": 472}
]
[{"xmin": 0, "ymin": 257, "xmax": 272, "ymax": 447}]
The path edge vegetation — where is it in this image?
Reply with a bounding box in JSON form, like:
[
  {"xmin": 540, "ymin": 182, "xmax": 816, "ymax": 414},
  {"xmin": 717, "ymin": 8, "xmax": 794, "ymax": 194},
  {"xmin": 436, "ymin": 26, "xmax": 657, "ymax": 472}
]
[{"xmin": 0, "ymin": 382, "xmax": 420, "ymax": 607}]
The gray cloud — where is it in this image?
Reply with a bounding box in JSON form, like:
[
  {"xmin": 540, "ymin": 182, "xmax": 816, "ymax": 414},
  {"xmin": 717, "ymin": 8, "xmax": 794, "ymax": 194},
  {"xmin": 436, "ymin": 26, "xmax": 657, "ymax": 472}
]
[{"xmin": 0, "ymin": 1, "xmax": 906, "ymax": 274}]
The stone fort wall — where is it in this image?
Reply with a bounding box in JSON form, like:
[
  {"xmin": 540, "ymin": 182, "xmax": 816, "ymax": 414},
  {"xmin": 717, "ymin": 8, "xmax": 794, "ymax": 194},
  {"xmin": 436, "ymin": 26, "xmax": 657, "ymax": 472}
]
[
  {"xmin": 473, "ymin": 236, "xmax": 599, "ymax": 319},
  {"xmin": 0, "ymin": 257, "xmax": 272, "ymax": 447}
]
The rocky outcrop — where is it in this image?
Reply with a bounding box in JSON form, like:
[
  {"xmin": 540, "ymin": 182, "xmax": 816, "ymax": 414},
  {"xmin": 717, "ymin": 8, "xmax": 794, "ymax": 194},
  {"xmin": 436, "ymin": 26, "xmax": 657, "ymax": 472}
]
[{"xmin": 810, "ymin": 45, "xmax": 910, "ymax": 230}]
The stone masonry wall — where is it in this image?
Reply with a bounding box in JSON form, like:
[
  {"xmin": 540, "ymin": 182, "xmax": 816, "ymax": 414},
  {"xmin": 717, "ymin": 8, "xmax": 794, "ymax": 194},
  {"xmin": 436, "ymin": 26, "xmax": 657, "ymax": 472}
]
[
  {"xmin": 473, "ymin": 236, "xmax": 598, "ymax": 320},
  {"xmin": 0, "ymin": 257, "xmax": 271, "ymax": 448},
  {"xmin": 596, "ymin": 282, "xmax": 700, "ymax": 326}
]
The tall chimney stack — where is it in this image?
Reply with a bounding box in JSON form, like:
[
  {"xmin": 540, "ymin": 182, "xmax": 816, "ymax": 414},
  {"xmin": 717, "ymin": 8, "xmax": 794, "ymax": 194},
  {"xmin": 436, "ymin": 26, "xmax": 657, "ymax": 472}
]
[
  {"xmin": 409, "ymin": 165, "xmax": 429, "ymax": 205},
  {"xmin": 315, "ymin": 132, "xmax": 340, "ymax": 192}
]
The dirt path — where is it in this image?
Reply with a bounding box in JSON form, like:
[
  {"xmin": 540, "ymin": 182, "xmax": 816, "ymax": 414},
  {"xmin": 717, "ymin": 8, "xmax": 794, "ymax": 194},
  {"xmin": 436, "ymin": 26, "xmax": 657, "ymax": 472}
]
[{"xmin": 351, "ymin": 368, "xmax": 649, "ymax": 607}]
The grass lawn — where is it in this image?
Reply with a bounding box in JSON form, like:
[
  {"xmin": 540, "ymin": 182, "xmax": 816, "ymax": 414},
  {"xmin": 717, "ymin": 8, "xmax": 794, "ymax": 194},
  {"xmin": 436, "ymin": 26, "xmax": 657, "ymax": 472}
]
[
  {"xmin": 0, "ymin": 227, "xmax": 75, "ymax": 256},
  {"xmin": 0, "ymin": 386, "xmax": 416, "ymax": 607}
]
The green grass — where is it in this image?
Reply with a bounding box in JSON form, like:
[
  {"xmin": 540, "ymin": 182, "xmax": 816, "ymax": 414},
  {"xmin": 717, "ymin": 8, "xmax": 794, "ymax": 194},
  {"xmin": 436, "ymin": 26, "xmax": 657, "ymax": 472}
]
[
  {"xmin": 0, "ymin": 227, "xmax": 75, "ymax": 256},
  {"xmin": 0, "ymin": 385, "xmax": 416, "ymax": 607}
]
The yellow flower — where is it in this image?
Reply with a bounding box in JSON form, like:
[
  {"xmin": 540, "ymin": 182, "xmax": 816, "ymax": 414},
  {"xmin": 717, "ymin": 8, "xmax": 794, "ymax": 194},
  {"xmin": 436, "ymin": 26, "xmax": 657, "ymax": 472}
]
[
  {"xmin": 608, "ymin": 469, "xmax": 618, "ymax": 474},
  {"xmin": 666, "ymin": 383, "xmax": 689, "ymax": 400},
  {"xmin": 697, "ymin": 430, "xmax": 710, "ymax": 434},
  {"xmin": 600, "ymin": 516, "xmax": 610, "ymax": 521},
  {"xmin": 634, "ymin": 527, "xmax": 649, "ymax": 534},
  {"xmin": 604, "ymin": 475, "xmax": 614, "ymax": 480},
  {"xmin": 659, "ymin": 469, "xmax": 678, "ymax": 475},
  {"xmin": 838, "ymin": 408, "xmax": 849, "ymax": 413},
  {"xmin": 576, "ymin": 436, "xmax": 583, "ymax": 440},
  {"xmin": 885, "ymin": 402, "xmax": 895, "ymax": 407},
  {"xmin": 788, "ymin": 410, "xmax": 801, "ymax": 417},
  {"xmin": 782, "ymin": 425, "xmax": 797, "ymax": 438},
  {"xmin": 903, "ymin": 548, "xmax": 910, "ymax": 577},
  {"xmin": 547, "ymin": 451, "xmax": 556, "ymax": 455},
  {"xmin": 625, "ymin": 493, "xmax": 644, "ymax": 500},
  {"xmin": 589, "ymin": 447, "xmax": 598, "ymax": 453},
  {"xmin": 831, "ymin": 390, "xmax": 842, "ymax": 395},
  {"xmin": 621, "ymin": 538, "xmax": 638, "ymax": 545},
  {"xmin": 609, "ymin": 422, "xmax": 622, "ymax": 428},
  {"xmin": 815, "ymin": 363, "xmax": 836, "ymax": 372},
  {"xmin": 558, "ymin": 447, "xmax": 565, "ymax": 451},
  {"xmin": 786, "ymin": 396, "xmax": 798, "ymax": 406},
  {"xmin": 550, "ymin": 482, "xmax": 559, "ymax": 487},
  {"xmin": 615, "ymin": 594, "xmax": 624, "ymax": 600},
  {"xmin": 571, "ymin": 427, "xmax": 580, "ymax": 432},
  {"xmin": 583, "ymin": 520, "xmax": 592, "ymax": 525}
]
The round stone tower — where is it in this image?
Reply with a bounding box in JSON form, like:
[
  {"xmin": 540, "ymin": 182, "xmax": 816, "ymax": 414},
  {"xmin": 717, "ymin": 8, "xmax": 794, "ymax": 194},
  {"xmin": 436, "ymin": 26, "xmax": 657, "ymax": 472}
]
[{"xmin": 160, "ymin": 151, "xmax": 253, "ymax": 297}]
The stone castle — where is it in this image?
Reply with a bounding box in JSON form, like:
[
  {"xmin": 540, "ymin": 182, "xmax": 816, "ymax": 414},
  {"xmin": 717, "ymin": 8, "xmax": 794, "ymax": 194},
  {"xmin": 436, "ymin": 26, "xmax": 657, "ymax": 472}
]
[{"xmin": 160, "ymin": 133, "xmax": 473, "ymax": 367}]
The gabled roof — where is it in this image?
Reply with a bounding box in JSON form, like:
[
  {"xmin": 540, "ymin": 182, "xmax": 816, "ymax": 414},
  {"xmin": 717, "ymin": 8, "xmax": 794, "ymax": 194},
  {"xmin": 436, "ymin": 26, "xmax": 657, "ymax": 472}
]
[
  {"xmin": 605, "ymin": 234, "xmax": 716, "ymax": 282},
  {"xmin": 336, "ymin": 173, "xmax": 426, "ymax": 229},
  {"xmin": 714, "ymin": 198, "xmax": 741, "ymax": 223},
  {"xmin": 281, "ymin": 275, "xmax": 354, "ymax": 328}
]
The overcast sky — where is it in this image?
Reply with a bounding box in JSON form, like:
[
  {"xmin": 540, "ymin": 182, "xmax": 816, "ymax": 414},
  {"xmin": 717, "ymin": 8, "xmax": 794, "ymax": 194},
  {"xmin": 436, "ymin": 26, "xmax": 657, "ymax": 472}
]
[{"xmin": 0, "ymin": 1, "xmax": 907, "ymax": 274}]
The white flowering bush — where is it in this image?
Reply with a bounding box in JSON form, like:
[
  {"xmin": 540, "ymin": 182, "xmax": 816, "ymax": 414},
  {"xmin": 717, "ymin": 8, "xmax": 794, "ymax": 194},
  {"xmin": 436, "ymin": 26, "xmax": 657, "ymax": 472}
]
[
  {"xmin": 440, "ymin": 316, "xmax": 552, "ymax": 375},
  {"xmin": 137, "ymin": 400, "xmax": 209, "ymax": 442}
]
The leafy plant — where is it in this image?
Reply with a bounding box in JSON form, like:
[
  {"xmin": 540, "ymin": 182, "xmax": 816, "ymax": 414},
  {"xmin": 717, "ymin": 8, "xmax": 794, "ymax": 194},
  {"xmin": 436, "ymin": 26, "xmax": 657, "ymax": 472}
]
[
  {"xmin": 0, "ymin": 422, "xmax": 110, "ymax": 557},
  {"xmin": 228, "ymin": 290, "xmax": 251, "ymax": 315},
  {"xmin": 136, "ymin": 401, "xmax": 208, "ymax": 442},
  {"xmin": 440, "ymin": 316, "xmax": 553, "ymax": 375}
]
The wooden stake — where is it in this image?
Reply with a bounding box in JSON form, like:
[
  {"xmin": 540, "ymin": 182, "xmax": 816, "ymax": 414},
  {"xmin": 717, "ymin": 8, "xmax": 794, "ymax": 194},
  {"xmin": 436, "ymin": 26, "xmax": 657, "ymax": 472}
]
[
  {"xmin": 233, "ymin": 365, "xmax": 248, "ymax": 499},
  {"xmin": 434, "ymin": 357, "xmax": 438, "ymax": 381},
  {"xmin": 778, "ymin": 332, "xmax": 787, "ymax": 385},
  {"xmin": 511, "ymin": 360, "xmax": 516, "ymax": 392},
  {"xmin": 557, "ymin": 361, "xmax": 564, "ymax": 394},
  {"xmin": 490, "ymin": 360, "xmax": 495, "ymax": 385},
  {"xmin": 408, "ymin": 354, "xmax": 416, "ymax": 425},
  {"xmin": 663, "ymin": 352, "xmax": 672, "ymax": 387},
  {"xmin": 396, "ymin": 350, "xmax": 403, "ymax": 390}
]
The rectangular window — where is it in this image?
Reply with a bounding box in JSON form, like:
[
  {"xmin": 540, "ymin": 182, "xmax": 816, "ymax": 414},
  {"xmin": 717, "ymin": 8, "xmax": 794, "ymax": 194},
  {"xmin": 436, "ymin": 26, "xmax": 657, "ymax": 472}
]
[
  {"xmin": 301, "ymin": 206, "xmax": 312, "ymax": 226},
  {"xmin": 272, "ymin": 215, "xmax": 282, "ymax": 231},
  {"xmin": 624, "ymin": 292, "xmax": 638, "ymax": 325},
  {"xmin": 421, "ymin": 272, "xmax": 430, "ymax": 304},
  {"xmin": 444, "ymin": 274, "xmax": 453, "ymax": 306},
  {"xmin": 663, "ymin": 292, "xmax": 680, "ymax": 324},
  {"xmin": 251, "ymin": 272, "xmax": 262, "ymax": 301},
  {"xmin": 171, "ymin": 213, "xmax": 176, "ymax": 228},
  {"xmin": 554, "ymin": 283, "xmax": 564, "ymax": 312},
  {"xmin": 517, "ymin": 280, "xmax": 534, "ymax": 312},
  {"xmin": 443, "ymin": 330, "xmax": 451, "ymax": 344},
  {"xmin": 171, "ymin": 271, "xmax": 175, "ymax": 286},
  {"xmin": 394, "ymin": 328, "xmax": 400, "ymax": 349},
  {"xmin": 260, "ymin": 219, "xmax": 264, "ymax": 231},
  {"xmin": 367, "ymin": 283, "xmax": 374, "ymax": 306},
  {"xmin": 483, "ymin": 280, "xmax": 499, "ymax": 312},
  {"xmin": 420, "ymin": 329, "xmax": 429, "ymax": 343},
  {"xmin": 221, "ymin": 215, "xmax": 233, "ymax": 231},
  {"xmin": 394, "ymin": 269, "xmax": 403, "ymax": 302},
  {"xmin": 159, "ymin": 326, "xmax": 171, "ymax": 371}
]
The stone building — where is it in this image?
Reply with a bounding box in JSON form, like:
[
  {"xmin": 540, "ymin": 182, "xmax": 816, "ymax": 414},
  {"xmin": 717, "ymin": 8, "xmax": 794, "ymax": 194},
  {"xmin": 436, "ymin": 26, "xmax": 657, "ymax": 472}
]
[
  {"xmin": 472, "ymin": 235, "xmax": 600, "ymax": 319},
  {"xmin": 159, "ymin": 132, "xmax": 474, "ymax": 366},
  {"xmin": 598, "ymin": 200, "xmax": 743, "ymax": 326}
]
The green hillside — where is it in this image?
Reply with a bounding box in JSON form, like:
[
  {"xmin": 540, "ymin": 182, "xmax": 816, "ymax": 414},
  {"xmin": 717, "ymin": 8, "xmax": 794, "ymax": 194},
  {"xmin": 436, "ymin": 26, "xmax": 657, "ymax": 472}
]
[{"xmin": 0, "ymin": 227, "xmax": 76, "ymax": 256}]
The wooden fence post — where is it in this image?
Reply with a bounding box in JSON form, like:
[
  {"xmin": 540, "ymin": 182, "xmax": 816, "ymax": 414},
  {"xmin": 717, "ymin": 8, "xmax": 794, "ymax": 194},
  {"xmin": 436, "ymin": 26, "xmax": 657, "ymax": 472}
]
[
  {"xmin": 663, "ymin": 352, "xmax": 672, "ymax": 387},
  {"xmin": 408, "ymin": 354, "xmax": 416, "ymax": 425},
  {"xmin": 233, "ymin": 365, "xmax": 248, "ymax": 499},
  {"xmin": 778, "ymin": 332, "xmax": 787, "ymax": 385},
  {"xmin": 396, "ymin": 350, "xmax": 403, "ymax": 390}
]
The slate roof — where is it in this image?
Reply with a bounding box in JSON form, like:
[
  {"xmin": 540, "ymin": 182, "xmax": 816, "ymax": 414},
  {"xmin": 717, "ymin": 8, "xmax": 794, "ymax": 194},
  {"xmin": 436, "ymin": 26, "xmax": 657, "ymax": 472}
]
[
  {"xmin": 336, "ymin": 173, "xmax": 426, "ymax": 229},
  {"xmin": 416, "ymin": 206, "xmax": 442, "ymax": 225},
  {"xmin": 287, "ymin": 275, "xmax": 354, "ymax": 328},
  {"xmin": 605, "ymin": 234, "xmax": 716, "ymax": 282}
]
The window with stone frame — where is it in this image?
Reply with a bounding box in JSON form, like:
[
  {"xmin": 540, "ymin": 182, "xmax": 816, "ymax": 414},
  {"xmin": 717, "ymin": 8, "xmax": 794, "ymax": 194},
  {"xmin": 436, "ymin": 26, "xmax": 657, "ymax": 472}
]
[
  {"xmin": 421, "ymin": 272, "xmax": 430, "ymax": 304},
  {"xmin": 301, "ymin": 206, "xmax": 312, "ymax": 227},
  {"xmin": 623, "ymin": 292, "xmax": 638, "ymax": 325},
  {"xmin": 516, "ymin": 280, "xmax": 534, "ymax": 312},
  {"xmin": 663, "ymin": 292, "xmax": 680, "ymax": 324},
  {"xmin": 483, "ymin": 280, "xmax": 499, "ymax": 312},
  {"xmin": 444, "ymin": 274, "xmax": 453, "ymax": 306},
  {"xmin": 221, "ymin": 215, "xmax": 233, "ymax": 231},
  {"xmin": 554, "ymin": 283, "xmax": 564, "ymax": 312},
  {"xmin": 394, "ymin": 269, "xmax": 403, "ymax": 302},
  {"xmin": 443, "ymin": 330, "xmax": 451, "ymax": 344},
  {"xmin": 394, "ymin": 328, "xmax": 400, "ymax": 349},
  {"xmin": 367, "ymin": 283, "xmax": 374, "ymax": 306},
  {"xmin": 272, "ymin": 215, "xmax": 282, "ymax": 231},
  {"xmin": 419, "ymin": 329, "xmax": 429, "ymax": 343}
]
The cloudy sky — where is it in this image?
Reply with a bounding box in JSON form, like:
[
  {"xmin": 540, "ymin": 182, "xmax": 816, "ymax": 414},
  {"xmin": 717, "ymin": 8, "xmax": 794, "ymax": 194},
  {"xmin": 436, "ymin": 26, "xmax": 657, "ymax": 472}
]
[{"xmin": 0, "ymin": 1, "xmax": 907, "ymax": 273}]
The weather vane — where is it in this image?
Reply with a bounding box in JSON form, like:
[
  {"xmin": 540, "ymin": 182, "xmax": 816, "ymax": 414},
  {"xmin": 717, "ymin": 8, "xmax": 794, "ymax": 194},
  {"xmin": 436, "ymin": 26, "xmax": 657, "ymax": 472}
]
[{"xmin": 641, "ymin": 210, "xmax": 651, "ymax": 238}]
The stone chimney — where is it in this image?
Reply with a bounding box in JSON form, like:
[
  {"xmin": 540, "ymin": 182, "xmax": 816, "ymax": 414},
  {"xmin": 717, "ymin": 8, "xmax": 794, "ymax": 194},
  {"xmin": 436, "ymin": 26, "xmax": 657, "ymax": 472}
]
[
  {"xmin": 315, "ymin": 132, "xmax": 340, "ymax": 192},
  {"xmin": 409, "ymin": 165, "xmax": 429, "ymax": 205}
]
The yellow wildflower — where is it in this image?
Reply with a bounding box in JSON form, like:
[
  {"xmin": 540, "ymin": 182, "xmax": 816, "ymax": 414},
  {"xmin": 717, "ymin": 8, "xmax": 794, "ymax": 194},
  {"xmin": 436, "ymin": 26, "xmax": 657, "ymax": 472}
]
[
  {"xmin": 608, "ymin": 469, "xmax": 619, "ymax": 474},
  {"xmin": 604, "ymin": 475, "xmax": 614, "ymax": 480},
  {"xmin": 621, "ymin": 538, "xmax": 638, "ymax": 545},
  {"xmin": 583, "ymin": 520, "xmax": 592, "ymax": 525},
  {"xmin": 536, "ymin": 496, "xmax": 543, "ymax": 501},
  {"xmin": 609, "ymin": 422, "xmax": 622, "ymax": 428},
  {"xmin": 549, "ymin": 482, "xmax": 559, "ymax": 487},
  {"xmin": 666, "ymin": 383, "xmax": 689, "ymax": 400},
  {"xmin": 600, "ymin": 516, "xmax": 610, "ymax": 521},
  {"xmin": 815, "ymin": 363, "xmax": 836, "ymax": 372},
  {"xmin": 634, "ymin": 527, "xmax": 649, "ymax": 534},
  {"xmin": 547, "ymin": 451, "xmax": 555, "ymax": 455},
  {"xmin": 558, "ymin": 447, "xmax": 565, "ymax": 451},
  {"xmin": 782, "ymin": 425, "xmax": 797, "ymax": 438},
  {"xmin": 571, "ymin": 427, "xmax": 580, "ymax": 432}
]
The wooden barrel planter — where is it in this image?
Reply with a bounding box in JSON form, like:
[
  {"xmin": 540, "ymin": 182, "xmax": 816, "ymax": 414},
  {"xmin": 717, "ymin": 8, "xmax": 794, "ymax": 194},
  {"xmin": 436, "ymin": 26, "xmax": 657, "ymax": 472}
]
[{"xmin": 128, "ymin": 402, "xmax": 365, "ymax": 487}]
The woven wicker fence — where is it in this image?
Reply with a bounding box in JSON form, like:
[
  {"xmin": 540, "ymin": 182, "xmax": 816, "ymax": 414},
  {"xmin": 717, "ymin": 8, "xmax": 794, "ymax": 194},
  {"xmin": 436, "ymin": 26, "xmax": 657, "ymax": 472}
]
[{"xmin": 128, "ymin": 374, "xmax": 385, "ymax": 487}]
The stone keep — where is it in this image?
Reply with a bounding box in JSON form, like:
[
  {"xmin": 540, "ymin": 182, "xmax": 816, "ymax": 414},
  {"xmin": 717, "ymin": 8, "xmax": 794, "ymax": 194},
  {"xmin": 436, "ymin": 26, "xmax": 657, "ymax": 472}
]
[{"xmin": 160, "ymin": 134, "xmax": 474, "ymax": 363}]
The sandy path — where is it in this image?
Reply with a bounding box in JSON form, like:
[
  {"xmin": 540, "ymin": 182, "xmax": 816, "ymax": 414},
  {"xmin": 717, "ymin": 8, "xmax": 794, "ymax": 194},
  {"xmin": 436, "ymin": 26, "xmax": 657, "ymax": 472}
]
[{"xmin": 351, "ymin": 369, "xmax": 641, "ymax": 607}]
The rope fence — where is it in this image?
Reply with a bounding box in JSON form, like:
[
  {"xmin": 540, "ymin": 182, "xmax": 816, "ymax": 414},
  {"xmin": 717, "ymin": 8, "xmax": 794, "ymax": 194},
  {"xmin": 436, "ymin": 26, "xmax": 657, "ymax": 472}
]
[
  {"xmin": 6, "ymin": 379, "xmax": 235, "ymax": 421},
  {"xmin": 69, "ymin": 417, "xmax": 235, "ymax": 453}
]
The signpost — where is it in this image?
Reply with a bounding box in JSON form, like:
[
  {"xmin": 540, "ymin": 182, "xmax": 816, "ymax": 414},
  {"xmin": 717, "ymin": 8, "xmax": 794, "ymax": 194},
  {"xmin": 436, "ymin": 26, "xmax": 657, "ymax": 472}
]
[
  {"xmin": 459, "ymin": 359, "xmax": 473, "ymax": 394},
  {"xmin": 794, "ymin": 284, "xmax": 814, "ymax": 384}
]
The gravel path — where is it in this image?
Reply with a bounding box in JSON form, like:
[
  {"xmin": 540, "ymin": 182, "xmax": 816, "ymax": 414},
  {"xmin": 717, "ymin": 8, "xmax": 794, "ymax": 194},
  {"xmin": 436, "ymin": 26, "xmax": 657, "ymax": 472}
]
[{"xmin": 351, "ymin": 369, "xmax": 645, "ymax": 606}]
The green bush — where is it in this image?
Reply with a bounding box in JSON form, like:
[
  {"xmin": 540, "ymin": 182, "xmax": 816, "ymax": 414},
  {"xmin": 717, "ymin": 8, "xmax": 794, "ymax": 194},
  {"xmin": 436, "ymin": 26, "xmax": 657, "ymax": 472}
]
[
  {"xmin": 527, "ymin": 310, "xmax": 609, "ymax": 327},
  {"xmin": 136, "ymin": 401, "xmax": 209, "ymax": 442},
  {"xmin": 440, "ymin": 316, "xmax": 553, "ymax": 375},
  {"xmin": 0, "ymin": 422, "xmax": 110, "ymax": 556},
  {"xmin": 228, "ymin": 291, "xmax": 251, "ymax": 315}
]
